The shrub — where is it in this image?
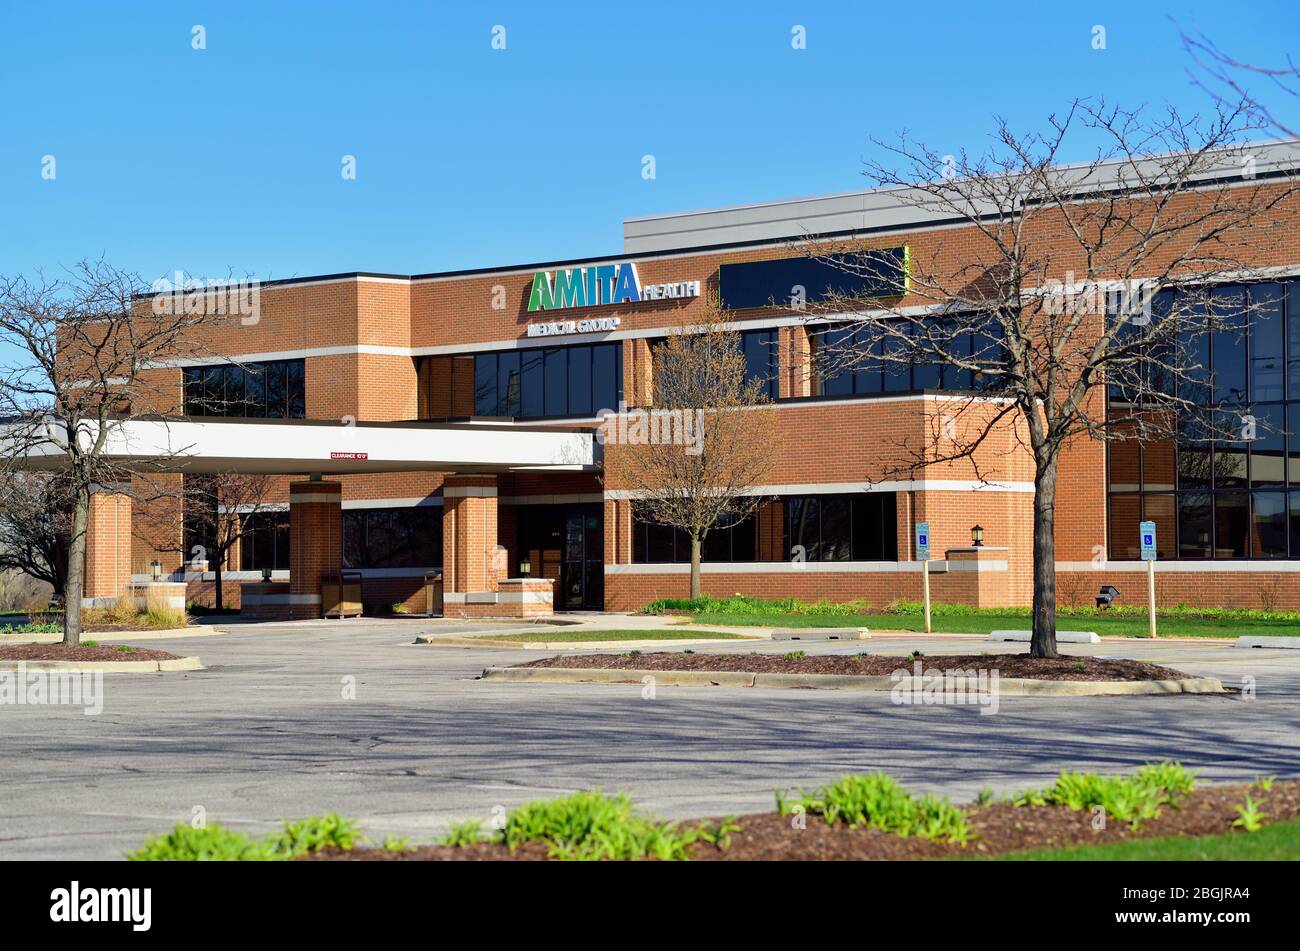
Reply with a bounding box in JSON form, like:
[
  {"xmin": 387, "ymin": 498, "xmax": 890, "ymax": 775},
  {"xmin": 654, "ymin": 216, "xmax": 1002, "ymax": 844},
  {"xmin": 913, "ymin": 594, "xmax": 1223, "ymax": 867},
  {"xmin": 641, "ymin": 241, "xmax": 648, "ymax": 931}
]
[
  {"xmin": 498, "ymin": 790, "xmax": 707, "ymax": 860},
  {"xmin": 1013, "ymin": 761, "xmax": 1197, "ymax": 829},
  {"xmin": 128, "ymin": 823, "xmax": 281, "ymax": 861},
  {"xmin": 269, "ymin": 813, "xmax": 360, "ymax": 857},
  {"xmin": 130, "ymin": 813, "xmax": 361, "ymax": 861},
  {"xmin": 776, "ymin": 773, "xmax": 970, "ymax": 844},
  {"xmin": 439, "ymin": 819, "xmax": 484, "ymax": 847}
]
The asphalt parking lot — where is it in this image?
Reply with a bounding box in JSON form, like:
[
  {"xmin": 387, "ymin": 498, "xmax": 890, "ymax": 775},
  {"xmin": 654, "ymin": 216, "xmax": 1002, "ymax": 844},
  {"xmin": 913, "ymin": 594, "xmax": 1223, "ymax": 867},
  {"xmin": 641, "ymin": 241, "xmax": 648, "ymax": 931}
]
[{"xmin": 2, "ymin": 619, "xmax": 1298, "ymax": 859}]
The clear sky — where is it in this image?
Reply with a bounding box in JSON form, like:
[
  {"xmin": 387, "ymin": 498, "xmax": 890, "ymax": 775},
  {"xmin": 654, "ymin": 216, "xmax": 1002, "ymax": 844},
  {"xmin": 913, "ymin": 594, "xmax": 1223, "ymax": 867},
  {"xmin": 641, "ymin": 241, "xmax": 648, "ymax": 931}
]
[{"xmin": 1, "ymin": 0, "xmax": 1297, "ymax": 284}]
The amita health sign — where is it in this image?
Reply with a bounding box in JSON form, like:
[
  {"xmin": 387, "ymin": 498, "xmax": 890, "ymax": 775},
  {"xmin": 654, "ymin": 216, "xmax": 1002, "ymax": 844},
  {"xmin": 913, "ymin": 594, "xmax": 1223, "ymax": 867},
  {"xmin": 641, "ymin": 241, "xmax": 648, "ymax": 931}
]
[{"xmin": 527, "ymin": 261, "xmax": 699, "ymax": 312}]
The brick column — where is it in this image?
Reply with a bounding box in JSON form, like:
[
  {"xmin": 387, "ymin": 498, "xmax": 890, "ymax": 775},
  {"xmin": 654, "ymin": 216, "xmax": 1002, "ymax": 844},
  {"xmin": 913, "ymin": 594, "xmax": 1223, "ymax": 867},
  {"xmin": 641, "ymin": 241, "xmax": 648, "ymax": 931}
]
[
  {"xmin": 442, "ymin": 474, "xmax": 501, "ymax": 617},
  {"xmin": 288, "ymin": 480, "xmax": 343, "ymax": 620},
  {"xmin": 83, "ymin": 486, "xmax": 133, "ymax": 608}
]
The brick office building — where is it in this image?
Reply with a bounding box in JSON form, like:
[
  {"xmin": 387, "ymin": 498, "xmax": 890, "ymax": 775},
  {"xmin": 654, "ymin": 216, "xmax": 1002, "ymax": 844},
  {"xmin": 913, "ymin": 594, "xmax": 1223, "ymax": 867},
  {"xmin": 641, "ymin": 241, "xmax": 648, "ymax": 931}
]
[{"xmin": 67, "ymin": 143, "xmax": 1300, "ymax": 617}]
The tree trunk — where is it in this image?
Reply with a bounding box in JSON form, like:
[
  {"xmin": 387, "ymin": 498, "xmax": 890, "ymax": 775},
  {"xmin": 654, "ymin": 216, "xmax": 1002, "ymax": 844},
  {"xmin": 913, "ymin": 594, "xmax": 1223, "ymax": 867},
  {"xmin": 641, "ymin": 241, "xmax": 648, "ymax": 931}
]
[
  {"xmin": 689, "ymin": 532, "xmax": 702, "ymax": 601},
  {"xmin": 1030, "ymin": 453, "xmax": 1059, "ymax": 659},
  {"xmin": 62, "ymin": 489, "xmax": 89, "ymax": 646},
  {"xmin": 214, "ymin": 560, "xmax": 223, "ymax": 612}
]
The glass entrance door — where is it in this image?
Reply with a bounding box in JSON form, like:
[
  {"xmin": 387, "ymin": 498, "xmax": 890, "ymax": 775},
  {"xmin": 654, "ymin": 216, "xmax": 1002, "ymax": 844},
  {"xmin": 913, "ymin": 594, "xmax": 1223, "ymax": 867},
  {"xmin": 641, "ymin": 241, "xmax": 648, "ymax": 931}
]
[{"xmin": 517, "ymin": 503, "xmax": 603, "ymax": 611}]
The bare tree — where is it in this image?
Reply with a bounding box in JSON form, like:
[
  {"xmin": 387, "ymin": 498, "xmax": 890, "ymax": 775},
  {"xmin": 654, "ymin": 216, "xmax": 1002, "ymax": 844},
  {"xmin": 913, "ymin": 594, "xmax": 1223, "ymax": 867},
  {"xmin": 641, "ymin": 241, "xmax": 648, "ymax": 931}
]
[
  {"xmin": 0, "ymin": 469, "xmax": 73, "ymax": 598},
  {"xmin": 0, "ymin": 260, "xmax": 225, "ymax": 643},
  {"xmin": 603, "ymin": 299, "xmax": 780, "ymax": 599},
  {"xmin": 1180, "ymin": 25, "xmax": 1300, "ymax": 137},
  {"xmin": 798, "ymin": 99, "xmax": 1297, "ymax": 657},
  {"xmin": 135, "ymin": 471, "xmax": 278, "ymax": 611}
]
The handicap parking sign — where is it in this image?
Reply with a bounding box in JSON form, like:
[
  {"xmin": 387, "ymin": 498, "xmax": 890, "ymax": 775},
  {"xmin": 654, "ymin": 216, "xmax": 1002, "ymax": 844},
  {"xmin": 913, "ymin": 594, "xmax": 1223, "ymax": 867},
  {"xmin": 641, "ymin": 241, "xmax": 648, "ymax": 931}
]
[
  {"xmin": 915, "ymin": 522, "xmax": 931, "ymax": 562},
  {"xmin": 1139, "ymin": 521, "xmax": 1157, "ymax": 561}
]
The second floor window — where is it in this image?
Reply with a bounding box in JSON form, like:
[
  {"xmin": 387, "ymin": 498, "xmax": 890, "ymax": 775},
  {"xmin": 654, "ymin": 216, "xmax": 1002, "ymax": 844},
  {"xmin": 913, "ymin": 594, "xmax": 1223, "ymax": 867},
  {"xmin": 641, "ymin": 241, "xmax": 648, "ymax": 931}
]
[{"xmin": 183, "ymin": 359, "xmax": 306, "ymax": 419}]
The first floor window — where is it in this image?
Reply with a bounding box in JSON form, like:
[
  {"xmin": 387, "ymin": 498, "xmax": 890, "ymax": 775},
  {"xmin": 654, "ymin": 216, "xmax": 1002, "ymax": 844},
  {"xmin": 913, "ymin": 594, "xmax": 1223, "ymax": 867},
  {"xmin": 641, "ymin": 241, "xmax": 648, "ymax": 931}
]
[
  {"xmin": 342, "ymin": 506, "xmax": 442, "ymax": 569},
  {"xmin": 240, "ymin": 511, "xmax": 290, "ymax": 572}
]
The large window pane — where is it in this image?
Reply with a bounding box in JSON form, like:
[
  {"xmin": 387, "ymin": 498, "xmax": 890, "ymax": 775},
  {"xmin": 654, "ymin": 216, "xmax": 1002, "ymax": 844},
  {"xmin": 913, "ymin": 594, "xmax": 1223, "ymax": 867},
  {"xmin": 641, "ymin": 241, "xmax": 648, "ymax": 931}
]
[
  {"xmin": 1250, "ymin": 283, "xmax": 1285, "ymax": 401},
  {"xmin": 543, "ymin": 348, "xmax": 568, "ymax": 416},
  {"xmin": 1142, "ymin": 493, "xmax": 1176, "ymax": 560},
  {"xmin": 244, "ymin": 364, "xmax": 268, "ymax": 418},
  {"xmin": 1177, "ymin": 493, "xmax": 1213, "ymax": 558},
  {"xmin": 1289, "ymin": 283, "xmax": 1300, "ymax": 401},
  {"xmin": 741, "ymin": 329, "xmax": 777, "ymax": 399},
  {"xmin": 1210, "ymin": 286, "xmax": 1248, "ymax": 405},
  {"xmin": 520, "ymin": 349, "xmax": 545, "ymax": 418},
  {"xmin": 474, "ymin": 354, "xmax": 497, "ymax": 416},
  {"xmin": 1109, "ymin": 493, "xmax": 1142, "ymax": 560},
  {"xmin": 265, "ymin": 361, "xmax": 288, "ymax": 419},
  {"xmin": 497, "ymin": 352, "xmax": 520, "ymax": 417},
  {"xmin": 568, "ymin": 345, "xmax": 592, "ymax": 416},
  {"xmin": 785, "ymin": 497, "xmax": 820, "ymax": 562},
  {"xmin": 1214, "ymin": 492, "xmax": 1250, "ymax": 557},
  {"xmin": 183, "ymin": 367, "xmax": 204, "ymax": 416},
  {"xmin": 592, "ymin": 343, "xmax": 619, "ymax": 412},
  {"xmin": 285, "ymin": 360, "xmax": 305, "ymax": 418},
  {"xmin": 851, "ymin": 494, "xmax": 896, "ymax": 560},
  {"xmin": 1250, "ymin": 402, "xmax": 1286, "ymax": 487},
  {"xmin": 819, "ymin": 496, "xmax": 852, "ymax": 561},
  {"xmin": 1252, "ymin": 491, "xmax": 1288, "ymax": 557},
  {"xmin": 818, "ymin": 326, "xmax": 855, "ymax": 396},
  {"xmin": 201, "ymin": 365, "xmax": 224, "ymax": 413}
]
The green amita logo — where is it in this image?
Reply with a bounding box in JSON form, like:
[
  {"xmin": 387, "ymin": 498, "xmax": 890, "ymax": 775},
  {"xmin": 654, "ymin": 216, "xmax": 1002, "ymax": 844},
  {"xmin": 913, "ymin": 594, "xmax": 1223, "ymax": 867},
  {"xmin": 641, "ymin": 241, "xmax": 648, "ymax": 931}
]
[
  {"xmin": 527, "ymin": 263, "xmax": 702, "ymax": 312},
  {"xmin": 528, "ymin": 262, "xmax": 643, "ymax": 312}
]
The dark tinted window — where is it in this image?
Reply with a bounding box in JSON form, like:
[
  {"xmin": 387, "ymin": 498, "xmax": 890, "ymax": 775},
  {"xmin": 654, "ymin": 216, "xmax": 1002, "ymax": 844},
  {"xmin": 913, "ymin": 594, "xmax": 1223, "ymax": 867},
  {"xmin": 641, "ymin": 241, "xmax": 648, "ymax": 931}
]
[
  {"xmin": 183, "ymin": 359, "xmax": 306, "ymax": 419},
  {"xmin": 342, "ymin": 506, "xmax": 441, "ymax": 569}
]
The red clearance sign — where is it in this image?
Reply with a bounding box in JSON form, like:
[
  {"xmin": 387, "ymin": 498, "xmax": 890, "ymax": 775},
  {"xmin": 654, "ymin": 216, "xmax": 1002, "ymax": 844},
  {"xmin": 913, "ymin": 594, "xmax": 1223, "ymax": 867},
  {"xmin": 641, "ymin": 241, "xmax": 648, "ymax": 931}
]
[{"xmin": 329, "ymin": 452, "xmax": 369, "ymax": 461}]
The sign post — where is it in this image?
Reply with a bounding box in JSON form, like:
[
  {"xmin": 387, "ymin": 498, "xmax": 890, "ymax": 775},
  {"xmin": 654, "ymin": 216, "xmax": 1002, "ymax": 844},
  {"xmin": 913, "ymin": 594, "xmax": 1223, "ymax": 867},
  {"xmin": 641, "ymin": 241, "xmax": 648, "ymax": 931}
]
[
  {"xmin": 915, "ymin": 522, "xmax": 932, "ymax": 634},
  {"xmin": 1139, "ymin": 521, "xmax": 1158, "ymax": 639}
]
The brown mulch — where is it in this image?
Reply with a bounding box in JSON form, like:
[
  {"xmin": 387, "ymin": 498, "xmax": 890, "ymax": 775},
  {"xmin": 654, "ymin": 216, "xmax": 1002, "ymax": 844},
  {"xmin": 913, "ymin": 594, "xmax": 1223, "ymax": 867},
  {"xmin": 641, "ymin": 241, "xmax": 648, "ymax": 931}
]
[
  {"xmin": 301, "ymin": 781, "xmax": 1300, "ymax": 861},
  {"xmin": 510, "ymin": 651, "xmax": 1192, "ymax": 682},
  {"xmin": 0, "ymin": 643, "xmax": 182, "ymax": 662}
]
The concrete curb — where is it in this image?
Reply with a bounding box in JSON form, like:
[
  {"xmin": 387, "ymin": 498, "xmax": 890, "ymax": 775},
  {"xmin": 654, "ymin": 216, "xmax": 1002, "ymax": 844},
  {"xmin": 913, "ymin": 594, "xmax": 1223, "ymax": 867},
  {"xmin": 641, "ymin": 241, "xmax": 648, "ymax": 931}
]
[
  {"xmin": 419, "ymin": 635, "xmax": 763, "ymax": 650},
  {"xmin": 0, "ymin": 656, "xmax": 204, "ymax": 673},
  {"xmin": 480, "ymin": 666, "xmax": 1225, "ymax": 696},
  {"xmin": 1235, "ymin": 636, "xmax": 1300, "ymax": 649},
  {"xmin": 2, "ymin": 625, "xmax": 222, "ymax": 644}
]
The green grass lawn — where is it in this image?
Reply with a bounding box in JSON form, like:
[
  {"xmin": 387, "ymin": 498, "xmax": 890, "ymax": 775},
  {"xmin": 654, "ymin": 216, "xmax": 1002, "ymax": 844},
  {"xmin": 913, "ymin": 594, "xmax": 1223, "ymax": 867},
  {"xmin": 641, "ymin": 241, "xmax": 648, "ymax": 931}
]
[
  {"xmin": 687, "ymin": 610, "xmax": 1299, "ymax": 639},
  {"xmin": 985, "ymin": 817, "xmax": 1300, "ymax": 860},
  {"xmin": 477, "ymin": 629, "xmax": 747, "ymax": 643}
]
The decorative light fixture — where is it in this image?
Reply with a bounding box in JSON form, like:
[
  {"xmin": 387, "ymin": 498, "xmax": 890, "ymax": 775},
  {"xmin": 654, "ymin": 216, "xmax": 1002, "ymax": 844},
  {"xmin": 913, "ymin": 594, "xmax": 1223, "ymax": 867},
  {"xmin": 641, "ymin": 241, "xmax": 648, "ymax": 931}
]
[
  {"xmin": 519, "ymin": 558, "xmax": 532, "ymax": 577},
  {"xmin": 149, "ymin": 560, "xmax": 162, "ymax": 582},
  {"xmin": 970, "ymin": 525, "xmax": 984, "ymax": 547}
]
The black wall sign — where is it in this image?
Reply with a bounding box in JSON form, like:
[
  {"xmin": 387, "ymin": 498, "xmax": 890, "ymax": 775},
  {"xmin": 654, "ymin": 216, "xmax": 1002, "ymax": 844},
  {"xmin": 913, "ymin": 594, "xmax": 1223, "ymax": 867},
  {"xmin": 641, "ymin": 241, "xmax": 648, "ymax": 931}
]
[{"xmin": 717, "ymin": 247, "xmax": 909, "ymax": 310}]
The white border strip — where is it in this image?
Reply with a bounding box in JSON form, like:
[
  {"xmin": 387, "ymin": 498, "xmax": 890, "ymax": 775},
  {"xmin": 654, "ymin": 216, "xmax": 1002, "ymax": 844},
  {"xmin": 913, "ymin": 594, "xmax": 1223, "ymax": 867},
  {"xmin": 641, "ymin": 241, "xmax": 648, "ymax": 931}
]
[
  {"xmin": 1058, "ymin": 560, "xmax": 1300, "ymax": 573},
  {"xmin": 604, "ymin": 479, "xmax": 1033, "ymax": 500}
]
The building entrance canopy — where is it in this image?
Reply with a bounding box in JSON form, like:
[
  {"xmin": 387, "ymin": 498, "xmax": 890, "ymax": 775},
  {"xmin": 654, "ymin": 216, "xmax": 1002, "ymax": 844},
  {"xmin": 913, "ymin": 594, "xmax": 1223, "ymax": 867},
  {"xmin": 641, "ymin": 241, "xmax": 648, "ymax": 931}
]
[{"xmin": 2, "ymin": 416, "xmax": 596, "ymax": 476}]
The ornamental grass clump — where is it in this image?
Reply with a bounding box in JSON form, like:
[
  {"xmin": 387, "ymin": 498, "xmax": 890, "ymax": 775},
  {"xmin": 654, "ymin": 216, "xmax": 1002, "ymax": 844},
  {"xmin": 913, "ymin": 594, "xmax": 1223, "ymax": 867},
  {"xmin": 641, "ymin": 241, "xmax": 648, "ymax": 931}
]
[
  {"xmin": 1013, "ymin": 761, "xmax": 1197, "ymax": 830},
  {"xmin": 776, "ymin": 772, "xmax": 970, "ymax": 844},
  {"xmin": 499, "ymin": 790, "xmax": 722, "ymax": 860}
]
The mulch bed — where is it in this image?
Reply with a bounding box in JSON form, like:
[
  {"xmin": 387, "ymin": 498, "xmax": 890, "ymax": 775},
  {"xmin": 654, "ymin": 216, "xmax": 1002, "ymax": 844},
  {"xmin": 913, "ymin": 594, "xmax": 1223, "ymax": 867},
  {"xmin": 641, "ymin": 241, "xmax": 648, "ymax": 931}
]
[
  {"xmin": 511, "ymin": 651, "xmax": 1191, "ymax": 682},
  {"xmin": 0, "ymin": 643, "xmax": 182, "ymax": 662},
  {"xmin": 301, "ymin": 781, "xmax": 1300, "ymax": 861}
]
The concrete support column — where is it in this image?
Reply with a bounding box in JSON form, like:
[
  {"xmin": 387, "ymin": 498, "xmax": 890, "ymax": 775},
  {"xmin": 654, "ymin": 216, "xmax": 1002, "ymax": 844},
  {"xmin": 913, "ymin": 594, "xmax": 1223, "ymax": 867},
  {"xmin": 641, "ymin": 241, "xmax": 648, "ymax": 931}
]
[
  {"xmin": 288, "ymin": 479, "xmax": 342, "ymax": 620},
  {"xmin": 83, "ymin": 486, "xmax": 133, "ymax": 608},
  {"xmin": 442, "ymin": 474, "xmax": 501, "ymax": 617}
]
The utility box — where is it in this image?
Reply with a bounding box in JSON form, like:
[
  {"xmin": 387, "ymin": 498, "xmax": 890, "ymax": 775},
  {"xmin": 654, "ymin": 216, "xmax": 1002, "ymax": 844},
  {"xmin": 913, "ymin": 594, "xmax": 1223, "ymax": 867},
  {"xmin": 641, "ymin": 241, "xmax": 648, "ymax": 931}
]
[
  {"xmin": 425, "ymin": 571, "xmax": 443, "ymax": 617},
  {"xmin": 322, "ymin": 571, "xmax": 363, "ymax": 619}
]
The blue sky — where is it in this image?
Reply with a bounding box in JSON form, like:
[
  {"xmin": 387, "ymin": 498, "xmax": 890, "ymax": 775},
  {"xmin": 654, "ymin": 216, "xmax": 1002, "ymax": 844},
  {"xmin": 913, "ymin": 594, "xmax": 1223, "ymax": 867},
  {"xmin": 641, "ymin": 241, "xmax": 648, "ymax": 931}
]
[{"xmin": 1, "ymin": 1, "xmax": 1296, "ymax": 284}]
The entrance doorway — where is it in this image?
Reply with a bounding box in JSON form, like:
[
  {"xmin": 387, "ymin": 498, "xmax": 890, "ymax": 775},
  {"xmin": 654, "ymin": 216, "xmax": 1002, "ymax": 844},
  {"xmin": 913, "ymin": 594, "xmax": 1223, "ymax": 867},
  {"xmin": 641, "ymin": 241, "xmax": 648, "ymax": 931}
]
[{"xmin": 514, "ymin": 503, "xmax": 604, "ymax": 610}]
